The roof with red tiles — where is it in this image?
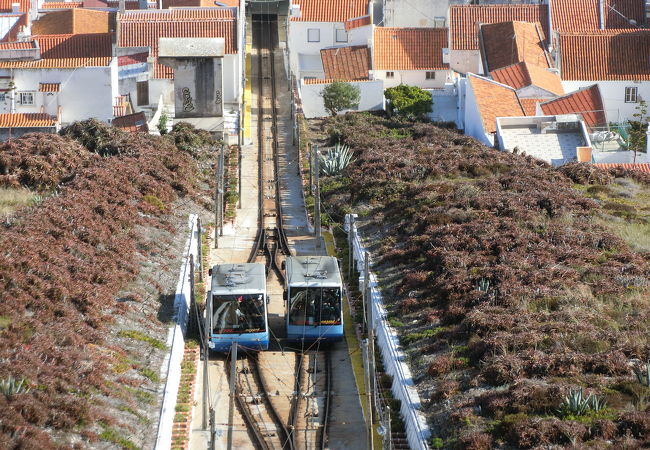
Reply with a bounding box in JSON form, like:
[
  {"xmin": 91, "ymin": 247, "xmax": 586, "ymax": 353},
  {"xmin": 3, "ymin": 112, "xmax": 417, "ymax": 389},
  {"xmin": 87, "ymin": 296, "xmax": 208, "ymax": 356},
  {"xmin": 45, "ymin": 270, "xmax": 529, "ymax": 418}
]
[
  {"xmin": 0, "ymin": 0, "xmax": 30, "ymax": 13},
  {"xmin": 0, "ymin": 33, "xmax": 113, "ymax": 68},
  {"xmin": 40, "ymin": 2, "xmax": 83, "ymax": 9},
  {"xmin": 449, "ymin": 4, "xmax": 548, "ymax": 50},
  {"xmin": 0, "ymin": 113, "xmax": 57, "ymax": 128},
  {"xmin": 468, "ymin": 74, "xmax": 525, "ymax": 133},
  {"xmin": 118, "ymin": 9, "xmax": 237, "ymax": 79},
  {"xmin": 321, "ymin": 45, "xmax": 370, "ymax": 80},
  {"xmin": 303, "ymin": 78, "xmax": 375, "ymax": 84},
  {"xmin": 539, "ymin": 84, "xmax": 606, "ymax": 129},
  {"xmin": 481, "ymin": 21, "xmax": 550, "ymax": 71},
  {"xmin": 559, "ymin": 31, "xmax": 650, "ymax": 80},
  {"xmin": 490, "ymin": 61, "xmax": 564, "ymax": 96},
  {"xmin": 373, "ymin": 27, "xmax": 449, "ymax": 71},
  {"xmin": 290, "ymin": 0, "xmax": 368, "ymax": 23},
  {"xmin": 550, "ymin": 0, "xmax": 645, "ymax": 32},
  {"xmin": 32, "ymin": 9, "xmax": 110, "ymax": 35},
  {"xmin": 39, "ymin": 82, "xmax": 60, "ymax": 92},
  {"xmin": 118, "ymin": 52, "xmax": 147, "ymax": 66},
  {"xmin": 113, "ymin": 111, "xmax": 149, "ymax": 133},
  {"xmin": 594, "ymin": 163, "xmax": 650, "ymax": 173},
  {"xmin": 519, "ymin": 97, "xmax": 546, "ymax": 116},
  {"xmin": 345, "ymin": 15, "xmax": 370, "ymax": 31},
  {"xmin": 0, "ymin": 40, "xmax": 34, "ymax": 49}
]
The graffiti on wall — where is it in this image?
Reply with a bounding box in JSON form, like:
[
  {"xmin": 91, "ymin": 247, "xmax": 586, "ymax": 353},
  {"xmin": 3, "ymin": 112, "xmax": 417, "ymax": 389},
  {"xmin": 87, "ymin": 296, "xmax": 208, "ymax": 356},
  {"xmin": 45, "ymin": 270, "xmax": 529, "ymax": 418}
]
[{"xmin": 181, "ymin": 87, "xmax": 195, "ymax": 112}]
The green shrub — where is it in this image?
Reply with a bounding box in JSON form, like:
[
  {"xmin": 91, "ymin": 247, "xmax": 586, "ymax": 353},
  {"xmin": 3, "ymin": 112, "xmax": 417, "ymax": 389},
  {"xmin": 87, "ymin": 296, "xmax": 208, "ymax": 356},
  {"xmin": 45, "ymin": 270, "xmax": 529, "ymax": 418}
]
[{"xmin": 384, "ymin": 84, "xmax": 433, "ymax": 119}]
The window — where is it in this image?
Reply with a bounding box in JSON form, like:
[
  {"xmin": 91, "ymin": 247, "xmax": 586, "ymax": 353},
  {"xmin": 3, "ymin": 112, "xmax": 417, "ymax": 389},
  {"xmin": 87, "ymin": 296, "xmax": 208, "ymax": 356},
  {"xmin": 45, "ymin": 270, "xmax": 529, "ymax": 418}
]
[
  {"xmin": 625, "ymin": 87, "xmax": 638, "ymax": 103},
  {"xmin": 386, "ymin": 71, "xmax": 395, "ymax": 79},
  {"xmin": 19, "ymin": 92, "xmax": 34, "ymax": 105},
  {"xmin": 307, "ymin": 28, "xmax": 320, "ymax": 42},
  {"xmin": 335, "ymin": 28, "xmax": 348, "ymax": 42},
  {"xmin": 425, "ymin": 71, "xmax": 436, "ymax": 80},
  {"xmin": 137, "ymin": 81, "xmax": 149, "ymax": 106},
  {"xmin": 0, "ymin": 93, "xmax": 5, "ymax": 102}
]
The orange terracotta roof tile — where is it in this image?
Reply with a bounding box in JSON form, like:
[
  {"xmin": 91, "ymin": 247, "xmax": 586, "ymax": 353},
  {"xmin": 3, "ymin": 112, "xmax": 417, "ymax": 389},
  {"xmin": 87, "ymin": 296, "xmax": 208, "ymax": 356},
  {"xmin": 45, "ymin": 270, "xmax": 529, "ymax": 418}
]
[
  {"xmin": 490, "ymin": 62, "xmax": 564, "ymax": 96},
  {"xmin": 0, "ymin": 0, "xmax": 30, "ymax": 13},
  {"xmin": 550, "ymin": 0, "xmax": 644, "ymax": 32},
  {"xmin": 539, "ymin": 84, "xmax": 606, "ymax": 129},
  {"xmin": 118, "ymin": 9, "xmax": 237, "ymax": 79},
  {"xmin": 113, "ymin": 111, "xmax": 148, "ymax": 133},
  {"xmin": 468, "ymin": 74, "xmax": 525, "ymax": 133},
  {"xmin": 594, "ymin": 163, "xmax": 650, "ymax": 173},
  {"xmin": 40, "ymin": 2, "xmax": 83, "ymax": 8},
  {"xmin": 559, "ymin": 31, "xmax": 650, "ymax": 80},
  {"xmin": 39, "ymin": 82, "xmax": 60, "ymax": 92},
  {"xmin": 449, "ymin": 4, "xmax": 548, "ymax": 50},
  {"xmin": 0, "ymin": 40, "xmax": 34, "ymax": 49},
  {"xmin": 373, "ymin": 27, "xmax": 448, "ymax": 71},
  {"xmin": 290, "ymin": 0, "xmax": 368, "ymax": 23},
  {"xmin": 0, "ymin": 33, "xmax": 112, "ymax": 68},
  {"xmin": 519, "ymin": 98, "xmax": 546, "ymax": 116},
  {"xmin": 0, "ymin": 113, "xmax": 57, "ymax": 128},
  {"xmin": 303, "ymin": 78, "xmax": 374, "ymax": 84},
  {"xmin": 481, "ymin": 21, "xmax": 550, "ymax": 71},
  {"xmin": 321, "ymin": 45, "xmax": 370, "ymax": 80},
  {"xmin": 32, "ymin": 9, "xmax": 110, "ymax": 35},
  {"xmin": 345, "ymin": 15, "xmax": 371, "ymax": 31}
]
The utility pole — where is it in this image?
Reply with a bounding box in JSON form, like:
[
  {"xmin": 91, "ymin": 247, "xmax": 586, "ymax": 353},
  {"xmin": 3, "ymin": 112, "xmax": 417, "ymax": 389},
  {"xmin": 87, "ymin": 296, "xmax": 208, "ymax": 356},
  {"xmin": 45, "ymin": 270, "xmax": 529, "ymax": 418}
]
[
  {"xmin": 238, "ymin": 142, "xmax": 242, "ymax": 209},
  {"xmin": 348, "ymin": 215, "xmax": 355, "ymax": 279},
  {"xmin": 362, "ymin": 339, "xmax": 374, "ymax": 450},
  {"xmin": 362, "ymin": 252, "xmax": 369, "ymax": 334},
  {"xmin": 385, "ymin": 406, "xmax": 391, "ymax": 450},
  {"xmin": 366, "ymin": 278, "xmax": 376, "ymax": 424},
  {"xmin": 219, "ymin": 143, "xmax": 225, "ymax": 237},
  {"xmin": 314, "ymin": 144, "xmax": 321, "ymax": 248},
  {"xmin": 202, "ymin": 326, "xmax": 209, "ymax": 430},
  {"xmin": 308, "ymin": 142, "xmax": 313, "ymax": 195},
  {"xmin": 209, "ymin": 408, "xmax": 215, "ymax": 450},
  {"xmin": 227, "ymin": 341, "xmax": 237, "ymax": 450},
  {"xmin": 214, "ymin": 146, "xmax": 219, "ymax": 249}
]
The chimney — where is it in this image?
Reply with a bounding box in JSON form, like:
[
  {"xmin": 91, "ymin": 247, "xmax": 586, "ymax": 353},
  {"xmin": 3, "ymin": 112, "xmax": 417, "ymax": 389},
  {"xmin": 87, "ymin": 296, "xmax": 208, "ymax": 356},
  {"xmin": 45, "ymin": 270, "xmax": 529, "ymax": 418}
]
[
  {"xmin": 137, "ymin": 0, "xmax": 147, "ymax": 8},
  {"xmin": 11, "ymin": 2, "xmax": 20, "ymax": 13},
  {"xmin": 598, "ymin": 0, "xmax": 605, "ymax": 30},
  {"xmin": 119, "ymin": 0, "xmax": 125, "ymax": 13}
]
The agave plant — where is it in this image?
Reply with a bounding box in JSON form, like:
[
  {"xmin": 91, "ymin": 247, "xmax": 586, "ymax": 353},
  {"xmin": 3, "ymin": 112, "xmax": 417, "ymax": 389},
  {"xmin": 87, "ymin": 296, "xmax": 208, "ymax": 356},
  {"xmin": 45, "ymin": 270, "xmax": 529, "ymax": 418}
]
[
  {"xmin": 319, "ymin": 142, "xmax": 354, "ymax": 176},
  {"xmin": 0, "ymin": 376, "xmax": 30, "ymax": 398},
  {"xmin": 559, "ymin": 388, "xmax": 606, "ymax": 417},
  {"xmin": 634, "ymin": 360, "xmax": 650, "ymax": 387}
]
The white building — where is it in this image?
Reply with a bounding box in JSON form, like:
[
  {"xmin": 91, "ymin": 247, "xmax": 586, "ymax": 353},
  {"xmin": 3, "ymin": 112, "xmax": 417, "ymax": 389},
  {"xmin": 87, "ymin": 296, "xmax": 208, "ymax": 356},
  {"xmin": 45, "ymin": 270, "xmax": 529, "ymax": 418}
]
[
  {"xmin": 0, "ymin": 33, "xmax": 119, "ymax": 125},
  {"xmin": 372, "ymin": 27, "xmax": 450, "ymax": 89},
  {"xmin": 382, "ymin": 0, "xmax": 448, "ymax": 28},
  {"xmin": 288, "ymin": 0, "xmax": 372, "ymax": 80}
]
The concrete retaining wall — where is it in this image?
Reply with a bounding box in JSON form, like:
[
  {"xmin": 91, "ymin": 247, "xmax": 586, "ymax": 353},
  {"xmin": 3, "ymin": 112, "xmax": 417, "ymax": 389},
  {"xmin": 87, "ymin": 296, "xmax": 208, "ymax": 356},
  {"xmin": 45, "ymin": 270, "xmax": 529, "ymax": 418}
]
[
  {"xmin": 155, "ymin": 214, "xmax": 199, "ymax": 449},
  {"xmin": 345, "ymin": 214, "xmax": 431, "ymax": 450}
]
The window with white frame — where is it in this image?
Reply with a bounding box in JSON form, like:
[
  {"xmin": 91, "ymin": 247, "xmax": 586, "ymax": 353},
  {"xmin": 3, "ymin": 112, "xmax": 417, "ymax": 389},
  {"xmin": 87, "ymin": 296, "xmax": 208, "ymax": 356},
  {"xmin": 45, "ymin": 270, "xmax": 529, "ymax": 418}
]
[
  {"xmin": 335, "ymin": 28, "xmax": 348, "ymax": 42},
  {"xmin": 307, "ymin": 28, "xmax": 320, "ymax": 42},
  {"xmin": 425, "ymin": 71, "xmax": 436, "ymax": 80},
  {"xmin": 19, "ymin": 92, "xmax": 34, "ymax": 105},
  {"xmin": 386, "ymin": 71, "xmax": 395, "ymax": 79},
  {"xmin": 0, "ymin": 92, "xmax": 6, "ymax": 102},
  {"xmin": 625, "ymin": 87, "xmax": 638, "ymax": 103}
]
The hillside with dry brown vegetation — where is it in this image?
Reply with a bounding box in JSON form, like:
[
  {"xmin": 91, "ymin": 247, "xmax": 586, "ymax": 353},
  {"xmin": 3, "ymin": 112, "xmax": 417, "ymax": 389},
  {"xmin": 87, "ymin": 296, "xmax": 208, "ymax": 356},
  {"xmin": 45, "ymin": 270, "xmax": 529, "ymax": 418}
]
[
  {"xmin": 315, "ymin": 113, "xmax": 650, "ymax": 448},
  {"xmin": 0, "ymin": 121, "xmax": 216, "ymax": 448}
]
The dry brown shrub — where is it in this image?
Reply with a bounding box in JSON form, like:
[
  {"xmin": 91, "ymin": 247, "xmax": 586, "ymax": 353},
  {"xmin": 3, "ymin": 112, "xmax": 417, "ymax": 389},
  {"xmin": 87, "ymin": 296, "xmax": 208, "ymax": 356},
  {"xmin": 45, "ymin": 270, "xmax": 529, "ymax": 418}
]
[{"xmin": 458, "ymin": 432, "xmax": 492, "ymax": 450}]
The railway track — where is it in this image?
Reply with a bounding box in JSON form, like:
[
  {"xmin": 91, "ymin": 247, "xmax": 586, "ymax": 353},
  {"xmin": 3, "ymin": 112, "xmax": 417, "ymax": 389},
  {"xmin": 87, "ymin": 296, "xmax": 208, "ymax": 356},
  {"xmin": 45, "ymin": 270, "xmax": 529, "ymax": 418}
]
[{"xmin": 227, "ymin": 14, "xmax": 333, "ymax": 450}]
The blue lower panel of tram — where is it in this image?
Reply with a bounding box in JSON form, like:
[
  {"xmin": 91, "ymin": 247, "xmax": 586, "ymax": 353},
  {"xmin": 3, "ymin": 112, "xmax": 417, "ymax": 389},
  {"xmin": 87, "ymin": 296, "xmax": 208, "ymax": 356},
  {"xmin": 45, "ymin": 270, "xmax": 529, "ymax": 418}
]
[
  {"xmin": 287, "ymin": 323, "xmax": 343, "ymax": 343},
  {"xmin": 209, "ymin": 332, "xmax": 269, "ymax": 352}
]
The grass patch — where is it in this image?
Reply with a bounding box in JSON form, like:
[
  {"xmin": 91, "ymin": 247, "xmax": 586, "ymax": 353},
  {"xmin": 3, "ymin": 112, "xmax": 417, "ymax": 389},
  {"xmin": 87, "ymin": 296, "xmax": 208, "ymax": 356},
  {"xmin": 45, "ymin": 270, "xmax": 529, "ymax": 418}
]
[
  {"xmin": 140, "ymin": 367, "xmax": 160, "ymax": 383},
  {"xmin": 118, "ymin": 329, "xmax": 166, "ymax": 350},
  {"xmin": 389, "ymin": 317, "xmax": 405, "ymax": 328},
  {"xmin": 402, "ymin": 327, "xmax": 446, "ymax": 346},
  {"xmin": 99, "ymin": 425, "xmax": 140, "ymax": 450},
  {"xmin": 143, "ymin": 194, "xmax": 165, "ymax": 211},
  {"xmin": 0, "ymin": 188, "xmax": 37, "ymax": 215},
  {"xmin": 0, "ymin": 315, "xmax": 12, "ymax": 330},
  {"xmin": 124, "ymin": 386, "xmax": 156, "ymax": 405}
]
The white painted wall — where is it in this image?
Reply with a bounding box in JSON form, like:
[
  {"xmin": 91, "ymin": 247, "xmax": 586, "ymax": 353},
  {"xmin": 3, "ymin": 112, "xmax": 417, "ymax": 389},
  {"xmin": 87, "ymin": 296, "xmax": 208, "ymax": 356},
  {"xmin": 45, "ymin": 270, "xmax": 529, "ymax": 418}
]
[
  {"xmin": 449, "ymin": 49, "xmax": 483, "ymax": 76},
  {"xmin": 288, "ymin": 21, "xmax": 372, "ymax": 77},
  {"xmin": 299, "ymin": 79, "xmax": 384, "ymax": 118},
  {"xmin": 0, "ymin": 62, "xmax": 117, "ymax": 124},
  {"xmin": 373, "ymin": 69, "xmax": 449, "ymax": 89},
  {"xmin": 463, "ymin": 78, "xmax": 494, "ymax": 146},
  {"xmin": 383, "ymin": 0, "xmax": 449, "ymax": 27},
  {"xmin": 561, "ymin": 80, "xmax": 650, "ymax": 124}
]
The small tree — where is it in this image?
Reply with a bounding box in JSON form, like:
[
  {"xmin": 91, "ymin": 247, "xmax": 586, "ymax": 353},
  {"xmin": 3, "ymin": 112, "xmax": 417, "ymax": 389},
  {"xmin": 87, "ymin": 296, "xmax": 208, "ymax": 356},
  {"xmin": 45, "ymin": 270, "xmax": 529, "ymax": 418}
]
[
  {"xmin": 321, "ymin": 82, "xmax": 360, "ymax": 116},
  {"xmin": 627, "ymin": 99, "xmax": 648, "ymax": 163},
  {"xmin": 157, "ymin": 112, "xmax": 168, "ymax": 135},
  {"xmin": 384, "ymin": 84, "xmax": 433, "ymax": 120}
]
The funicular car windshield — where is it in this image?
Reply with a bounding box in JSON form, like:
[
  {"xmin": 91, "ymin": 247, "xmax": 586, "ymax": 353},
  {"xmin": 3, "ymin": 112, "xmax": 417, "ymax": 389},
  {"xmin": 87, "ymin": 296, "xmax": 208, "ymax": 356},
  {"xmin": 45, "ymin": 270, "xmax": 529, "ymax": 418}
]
[
  {"xmin": 289, "ymin": 287, "xmax": 341, "ymax": 326},
  {"xmin": 212, "ymin": 293, "xmax": 265, "ymax": 333}
]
